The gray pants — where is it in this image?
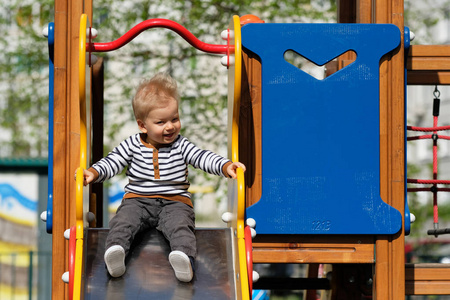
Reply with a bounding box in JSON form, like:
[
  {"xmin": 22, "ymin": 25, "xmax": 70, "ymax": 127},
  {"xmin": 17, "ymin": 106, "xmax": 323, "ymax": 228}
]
[{"xmin": 106, "ymin": 197, "xmax": 196, "ymax": 258}]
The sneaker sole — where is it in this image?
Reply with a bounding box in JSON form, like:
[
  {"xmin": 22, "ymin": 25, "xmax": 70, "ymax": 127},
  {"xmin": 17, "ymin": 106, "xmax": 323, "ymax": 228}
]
[
  {"xmin": 169, "ymin": 251, "xmax": 193, "ymax": 282},
  {"xmin": 104, "ymin": 246, "xmax": 126, "ymax": 277}
]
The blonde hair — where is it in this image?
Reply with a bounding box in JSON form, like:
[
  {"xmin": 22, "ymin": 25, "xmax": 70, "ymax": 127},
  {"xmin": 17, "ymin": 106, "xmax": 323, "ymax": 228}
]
[{"xmin": 132, "ymin": 72, "xmax": 180, "ymax": 121}]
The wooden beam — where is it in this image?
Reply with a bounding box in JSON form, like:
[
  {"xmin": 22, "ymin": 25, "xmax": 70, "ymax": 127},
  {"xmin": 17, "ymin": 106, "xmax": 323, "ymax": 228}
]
[
  {"xmin": 357, "ymin": 0, "xmax": 374, "ymax": 23},
  {"xmin": 374, "ymin": 0, "xmax": 406, "ymax": 299},
  {"xmin": 407, "ymin": 46, "xmax": 450, "ymax": 70},
  {"xmin": 406, "ymin": 264, "xmax": 450, "ymax": 295},
  {"xmin": 408, "ymin": 58, "xmax": 450, "ymax": 71},
  {"xmin": 52, "ymin": 2, "xmax": 69, "ymax": 297},
  {"xmin": 407, "ymin": 71, "xmax": 450, "ymax": 85},
  {"xmin": 53, "ymin": 0, "xmax": 91, "ymax": 299},
  {"xmin": 406, "ymin": 45, "xmax": 450, "ymax": 84},
  {"xmin": 252, "ymin": 236, "xmax": 375, "ymax": 264},
  {"xmin": 408, "ymin": 45, "xmax": 450, "ymax": 61}
]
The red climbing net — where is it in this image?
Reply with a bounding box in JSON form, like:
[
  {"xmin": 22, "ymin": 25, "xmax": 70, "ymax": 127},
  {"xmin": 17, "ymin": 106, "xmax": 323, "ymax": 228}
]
[{"xmin": 407, "ymin": 88, "xmax": 450, "ymax": 236}]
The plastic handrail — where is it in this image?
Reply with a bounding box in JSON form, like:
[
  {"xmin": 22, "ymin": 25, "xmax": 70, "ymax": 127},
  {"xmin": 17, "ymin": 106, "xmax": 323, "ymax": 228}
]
[
  {"xmin": 72, "ymin": 13, "xmax": 88, "ymax": 300},
  {"xmin": 245, "ymin": 225, "xmax": 253, "ymax": 294},
  {"xmin": 229, "ymin": 15, "xmax": 250, "ymax": 300},
  {"xmin": 87, "ymin": 18, "xmax": 232, "ymax": 54}
]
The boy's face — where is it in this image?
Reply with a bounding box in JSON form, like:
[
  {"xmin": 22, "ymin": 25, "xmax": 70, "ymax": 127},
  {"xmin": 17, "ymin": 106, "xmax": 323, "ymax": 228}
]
[{"xmin": 138, "ymin": 98, "xmax": 181, "ymax": 147}]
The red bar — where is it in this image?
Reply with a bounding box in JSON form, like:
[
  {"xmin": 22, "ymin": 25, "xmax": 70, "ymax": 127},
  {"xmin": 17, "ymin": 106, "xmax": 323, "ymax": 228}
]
[
  {"xmin": 408, "ymin": 179, "xmax": 450, "ymax": 184},
  {"xmin": 87, "ymin": 18, "xmax": 232, "ymax": 54},
  {"xmin": 407, "ymin": 125, "xmax": 450, "ymax": 132}
]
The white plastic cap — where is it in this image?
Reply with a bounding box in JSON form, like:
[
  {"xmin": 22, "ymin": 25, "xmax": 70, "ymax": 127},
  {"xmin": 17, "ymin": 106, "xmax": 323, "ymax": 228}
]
[
  {"xmin": 220, "ymin": 55, "xmax": 235, "ymax": 67},
  {"xmin": 246, "ymin": 218, "xmax": 256, "ymax": 228},
  {"xmin": 42, "ymin": 27, "xmax": 48, "ymax": 38},
  {"xmin": 410, "ymin": 213, "xmax": 416, "ymax": 223},
  {"xmin": 221, "ymin": 29, "xmax": 228, "ymax": 40},
  {"xmin": 88, "ymin": 28, "xmax": 98, "ymax": 39},
  {"xmin": 62, "ymin": 271, "xmax": 69, "ymax": 283},
  {"xmin": 250, "ymin": 227, "xmax": 257, "ymax": 238},
  {"xmin": 410, "ymin": 30, "xmax": 415, "ymax": 41},
  {"xmin": 220, "ymin": 56, "xmax": 228, "ymax": 67},
  {"xmin": 220, "ymin": 29, "xmax": 234, "ymax": 40},
  {"xmin": 221, "ymin": 212, "xmax": 233, "ymax": 223},
  {"xmin": 252, "ymin": 271, "xmax": 260, "ymax": 282},
  {"xmin": 40, "ymin": 211, "xmax": 47, "ymax": 222},
  {"xmin": 64, "ymin": 228, "xmax": 71, "ymax": 240}
]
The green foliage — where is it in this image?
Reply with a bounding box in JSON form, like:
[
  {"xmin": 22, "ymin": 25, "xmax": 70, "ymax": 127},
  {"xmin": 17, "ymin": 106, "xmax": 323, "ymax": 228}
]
[
  {"xmin": 404, "ymin": 0, "xmax": 450, "ymax": 44},
  {"xmin": 0, "ymin": 1, "xmax": 53, "ymax": 158},
  {"xmin": 0, "ymin": 1, "xmax": 336, "ymax": 161}
]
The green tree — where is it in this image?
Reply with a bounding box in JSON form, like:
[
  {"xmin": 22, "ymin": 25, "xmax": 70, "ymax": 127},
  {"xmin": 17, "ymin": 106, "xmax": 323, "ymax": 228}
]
[
  {"xmin": 404, "ymin": 0, "xmax": 450, "ymax": 44},
  {"xmin": 0, "ymin": 1, "xmax": 53, "ymax": 157}
]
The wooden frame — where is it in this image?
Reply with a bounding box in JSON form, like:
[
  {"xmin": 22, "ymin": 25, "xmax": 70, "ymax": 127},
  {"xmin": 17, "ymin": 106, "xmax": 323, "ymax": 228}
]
[
  {"xmin": 407, "ymin": 45, "xmax": 450, "ymax": 85},
  {"xmin": 52, "ymin": 1, "xmax": 92, "ymax": 299},
  {"xmin": 51, "ymin": 0, "xmax": 450, "ymax": 299},
  {"xmin": 406, "ymin": 264, "xmax": 450, "ymax": 295},
  {"xmin": 252, "ymin": 235, "xmax": 375, "ymax": 264}
]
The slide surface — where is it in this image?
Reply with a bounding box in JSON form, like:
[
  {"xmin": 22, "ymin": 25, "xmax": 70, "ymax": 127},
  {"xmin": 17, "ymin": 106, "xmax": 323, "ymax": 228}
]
[{"xmin": 84, "ymin": 228, "xmax": 237, "ymax": 300}]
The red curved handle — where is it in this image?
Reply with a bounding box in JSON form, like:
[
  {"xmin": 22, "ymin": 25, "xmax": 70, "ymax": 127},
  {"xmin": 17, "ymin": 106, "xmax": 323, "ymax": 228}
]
[
  {"xmin": 69, "ymin": 226, "xmax": 76, "ymax": 300},
  {"xmin": 88, "ymin": 18, "xmax": 232, "ymax": 54},
  {"xmin": 244, "ymin": 225, "xmax": 253, "ymax": 295}
]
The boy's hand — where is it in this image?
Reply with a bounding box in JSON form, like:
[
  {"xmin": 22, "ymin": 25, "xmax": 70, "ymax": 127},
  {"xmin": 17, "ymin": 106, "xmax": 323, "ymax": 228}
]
[
  {"xmin": 74, "ymin": 169, "xmax": 94, "ymax": 186},
  {"xmin": 82, "ymin": 169, "xmax": 95, "ymax": 186},
  {"xmin": 227, "ymin": 162, "xmax": 246, "ymax": 179}
]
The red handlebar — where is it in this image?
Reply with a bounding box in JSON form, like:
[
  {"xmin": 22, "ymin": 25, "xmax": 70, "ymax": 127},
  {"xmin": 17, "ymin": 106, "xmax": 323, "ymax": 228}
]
[{"xmin": 87, "ymin": 18, "xmax": 232, "ymax": 54}]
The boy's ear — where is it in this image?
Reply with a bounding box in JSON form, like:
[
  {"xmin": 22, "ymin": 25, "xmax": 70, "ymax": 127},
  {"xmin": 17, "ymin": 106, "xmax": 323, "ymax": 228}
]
[{"xmin": 137, "ymin": 119, "xmax": 147, "ymax": 133}]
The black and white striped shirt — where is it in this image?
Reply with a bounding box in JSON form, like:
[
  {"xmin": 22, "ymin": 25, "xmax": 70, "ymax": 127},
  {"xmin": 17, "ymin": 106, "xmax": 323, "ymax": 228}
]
[{"xmin": 89, "ymin": 133, "xmax": 231, "ymax": 206}]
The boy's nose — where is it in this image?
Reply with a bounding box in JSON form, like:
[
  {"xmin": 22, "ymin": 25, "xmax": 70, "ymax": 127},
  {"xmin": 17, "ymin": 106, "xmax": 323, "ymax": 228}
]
[{"xmin": 166, "ymin": 122, "xmax": 174, "ymax": 130}]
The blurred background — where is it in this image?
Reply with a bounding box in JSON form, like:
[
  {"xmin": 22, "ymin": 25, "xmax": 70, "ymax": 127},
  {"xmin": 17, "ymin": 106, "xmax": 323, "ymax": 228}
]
[{"xmin": 1, "ymin": 0, "xmax": 450, "ymax": 299}]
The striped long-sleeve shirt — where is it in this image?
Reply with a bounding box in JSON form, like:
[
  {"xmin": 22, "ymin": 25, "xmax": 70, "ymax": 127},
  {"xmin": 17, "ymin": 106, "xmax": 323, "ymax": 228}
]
[{"xmin": 88, "ymin": 133, "xmax": 232, "ymax": 207}]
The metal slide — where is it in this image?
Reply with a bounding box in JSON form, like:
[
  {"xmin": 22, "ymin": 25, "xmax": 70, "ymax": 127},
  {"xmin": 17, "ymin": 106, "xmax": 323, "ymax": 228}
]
[
  {"xmin": 83, "ymin": 228, "xmax": 237, "ymax": 300},
  {"xmin": 75, "ymin": 14, "xmax": 248, "ymax": 300}
]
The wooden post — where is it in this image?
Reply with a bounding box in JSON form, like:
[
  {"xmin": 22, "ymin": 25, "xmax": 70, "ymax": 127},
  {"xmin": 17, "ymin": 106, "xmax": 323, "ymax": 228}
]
[
  {"xmin": 374, "ymin": 0, "xmax": 405, "ymax": 299},
  {"xmin": 52, "ymin": 1, "xmax": 92, "ymax": 298}
]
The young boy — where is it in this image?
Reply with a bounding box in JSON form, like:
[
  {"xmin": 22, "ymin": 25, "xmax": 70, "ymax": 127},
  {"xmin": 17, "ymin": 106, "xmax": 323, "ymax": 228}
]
[{"xmin": 82, "ymin": 72, "xmax": 246, "ymax": 282}]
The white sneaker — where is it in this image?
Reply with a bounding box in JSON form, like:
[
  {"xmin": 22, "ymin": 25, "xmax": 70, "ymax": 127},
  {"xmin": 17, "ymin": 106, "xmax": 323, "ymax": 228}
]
[
  {"xmin": 104, "ymin": 245, "xmax": 126, "ymax": 277},
  {"xmin": 168, "ymin": 251, "xmax": 193, "ymax": 282}
]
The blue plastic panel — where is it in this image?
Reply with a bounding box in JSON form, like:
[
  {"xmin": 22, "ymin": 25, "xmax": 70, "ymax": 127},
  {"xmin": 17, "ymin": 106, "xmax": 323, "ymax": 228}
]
[
  {"xmin": 47, "ymin": 22, "xmax": 54, "ymax": 234},
  {"xmin": 243, "ymin": 23, "xmax": 402, "ymax": 235},
  {"xmin": 404, "ymin": 27, "xmax": 411, "ymax": 235}
]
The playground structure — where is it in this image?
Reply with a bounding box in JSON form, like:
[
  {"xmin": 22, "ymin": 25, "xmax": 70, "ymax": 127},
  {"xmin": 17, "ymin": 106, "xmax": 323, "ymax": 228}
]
[{"xmin": 45, "ymin": 0, "xmax": 450, "ymax": 299}]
